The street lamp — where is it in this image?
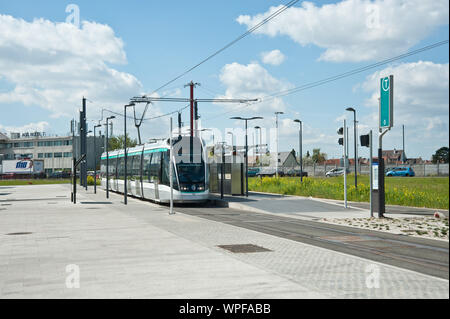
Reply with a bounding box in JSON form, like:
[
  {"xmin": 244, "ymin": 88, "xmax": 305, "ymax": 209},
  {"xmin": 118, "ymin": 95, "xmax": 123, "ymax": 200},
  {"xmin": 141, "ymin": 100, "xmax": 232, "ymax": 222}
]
[
  {"xmin": 254, "ymin": 126, "xmax": 261, "ymax": 168},
  {"xmin": 105, "ymin": 115, "xmax": 115, "ymax": 199},
  {"xmin": 293, "ymin": 119, "xmax": 303, "ymax": 182},
  {"xmin": 124, "ymin": 103, "xmax": 135, "ymax": 205},
  {"xmin": 346, "ymin": 107, "xmax": 358, "ymax": 188},
  {"xmin": 230, "ymin": 116, "xmax": 263, "ymax": 197},
  {"xmin": 275, "ymin": 111, "xmax": 284, "ymax": 177},
  {"xmin": 94, "ymin": 124, "xmax": 101, "ymax": 194}
]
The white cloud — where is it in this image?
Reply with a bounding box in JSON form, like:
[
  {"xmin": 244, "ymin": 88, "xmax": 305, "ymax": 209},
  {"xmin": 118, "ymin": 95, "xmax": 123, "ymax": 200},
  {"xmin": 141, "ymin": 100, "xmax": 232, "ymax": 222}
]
[
  {"xmin": 0, "ymin": 121, "xmax": 50, "ymax": 134},
  {"xmin": 0, "ymin": 14, "xmax": 142, "ymax": 118},
  {"xmin": 261, "ymin": 49, "xmax": 286, "ymax": 65},
  {"xmin": 360, "ymin": 61, "xmax": 449, "ymax": 156},
  {"xmin": 215, "ymin": 62, "xmax": 293, "ymax": 113},
  {"xmin": 237, "ymin": 0, "xmax": 449, "ymax": 62}
]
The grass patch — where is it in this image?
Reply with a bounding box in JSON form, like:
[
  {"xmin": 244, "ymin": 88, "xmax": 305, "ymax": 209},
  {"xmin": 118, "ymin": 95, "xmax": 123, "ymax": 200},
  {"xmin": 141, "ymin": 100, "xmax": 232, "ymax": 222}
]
[
  {"xmin": 0, "ymin": 179, "xmax": 72, "ymax": 186},
  {"xmin": 249, "ymin": 175, "xmax": 449, "ymax": 209}
]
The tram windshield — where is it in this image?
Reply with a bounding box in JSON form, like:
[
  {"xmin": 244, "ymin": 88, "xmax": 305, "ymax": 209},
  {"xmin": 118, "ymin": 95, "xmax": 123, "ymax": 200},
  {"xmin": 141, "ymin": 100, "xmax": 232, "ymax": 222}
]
[{"xmin": 176, "ymin": 162, "xmax": 205, "ymax": 184}]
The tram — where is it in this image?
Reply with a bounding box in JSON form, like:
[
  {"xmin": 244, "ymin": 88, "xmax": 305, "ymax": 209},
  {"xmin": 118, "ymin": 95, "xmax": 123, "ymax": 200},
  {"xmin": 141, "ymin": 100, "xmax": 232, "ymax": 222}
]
[{"xmin": 100, "ymin": 135, "xmax": 209, "ymax": 203}]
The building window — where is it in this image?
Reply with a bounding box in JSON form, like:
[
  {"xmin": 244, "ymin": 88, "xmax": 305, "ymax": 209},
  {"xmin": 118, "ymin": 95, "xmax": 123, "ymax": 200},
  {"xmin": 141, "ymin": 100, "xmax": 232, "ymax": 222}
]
[
  {"xmin": 54, "ymin": 141, "xmax": 63, "ymax": 146},
  {"xmin": 13, "ymin": 142, "xmax": 20, "ymax": 148},
  {"xmin": 63, "ymin": 140, "xmax": 72, "ymax": 146},
  {"xmin": 63, "ymin": 152, "xmax": 72, "ymax": 157},
  {"xmin": 54, "ymin": 152, "xmax": 62, "ymax": 158},
  {"xmin": 45, "ymin": 141, "xmax": 53, "ymax": 147},
  {"xmin": 45, "ymin": 153, "xmax": 53, "ymax": 158},
  {"xmin": 23, "ymin": 142, "xmax": 33, "ymax": 147},
  {"xmin": 38, "ymin": 153, "xmax": 44, "ymax": 158},
  {"xmin": 38, "ymin": 141, "xmax": 45, "ymax": 147}
]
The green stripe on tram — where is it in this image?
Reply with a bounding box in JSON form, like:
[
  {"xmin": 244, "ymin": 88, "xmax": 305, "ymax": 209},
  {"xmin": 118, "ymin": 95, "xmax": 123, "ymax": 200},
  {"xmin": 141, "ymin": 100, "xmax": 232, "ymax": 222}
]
[{"xmin": 101, "ymin": 148, "xmax": 168, "ymax": 160}]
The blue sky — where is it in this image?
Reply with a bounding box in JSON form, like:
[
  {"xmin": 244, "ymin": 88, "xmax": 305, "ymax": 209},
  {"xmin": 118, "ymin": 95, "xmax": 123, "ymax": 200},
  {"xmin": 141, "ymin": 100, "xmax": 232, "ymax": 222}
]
[{"xmin": 0, "ymin": 0, "xmax": 448, "ymax": 160}]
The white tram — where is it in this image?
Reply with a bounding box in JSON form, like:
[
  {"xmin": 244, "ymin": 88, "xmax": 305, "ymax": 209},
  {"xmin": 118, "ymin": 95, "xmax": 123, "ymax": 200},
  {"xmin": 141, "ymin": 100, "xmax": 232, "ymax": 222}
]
[{"xmin": 100, "ymin": 135, "xmax": 209, "ymax": 203}]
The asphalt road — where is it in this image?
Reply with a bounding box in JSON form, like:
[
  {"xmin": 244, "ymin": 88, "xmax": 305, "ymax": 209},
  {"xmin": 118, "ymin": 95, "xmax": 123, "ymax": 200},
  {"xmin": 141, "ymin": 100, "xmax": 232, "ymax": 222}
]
[{"xmin": 176, "ymin": 202, "xmax": 449, "ymax": 280}]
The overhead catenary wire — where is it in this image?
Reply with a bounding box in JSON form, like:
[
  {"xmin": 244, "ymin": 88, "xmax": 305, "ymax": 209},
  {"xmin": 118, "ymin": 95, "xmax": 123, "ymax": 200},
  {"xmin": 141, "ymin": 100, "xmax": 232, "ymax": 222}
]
[
  {"xmin": 147, "ymin": 0, "xmax": 300, "ymax": 95},
  {"xmin": 202, "ymin": 39, "xmax": 449, "ymax": 122}
]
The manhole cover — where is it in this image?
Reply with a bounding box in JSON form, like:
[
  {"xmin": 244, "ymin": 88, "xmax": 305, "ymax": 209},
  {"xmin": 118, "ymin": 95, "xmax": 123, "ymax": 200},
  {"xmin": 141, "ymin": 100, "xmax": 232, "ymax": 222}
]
[
  {"xmin": 217, "ymin": 244, "xmax": 272, "ymax": 253},
  {"xmin": 6, "ymin": 232, "xmax": 33, "ymax": 236},
  {"xmin": 1, "ymin": 203, "xmax": 12, "ymax": 206}
]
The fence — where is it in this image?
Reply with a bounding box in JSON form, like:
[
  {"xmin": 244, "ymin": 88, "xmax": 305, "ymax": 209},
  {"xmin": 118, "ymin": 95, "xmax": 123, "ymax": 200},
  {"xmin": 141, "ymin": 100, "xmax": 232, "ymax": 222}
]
[{"xmin": 274, "ymin": 163, "xmax": 449, "ymax": 177}]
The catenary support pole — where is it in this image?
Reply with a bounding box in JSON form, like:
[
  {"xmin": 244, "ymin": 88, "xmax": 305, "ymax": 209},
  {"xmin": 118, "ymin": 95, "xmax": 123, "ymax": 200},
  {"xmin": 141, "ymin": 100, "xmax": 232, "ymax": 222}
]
[{"xmin": 169, "ymin": 117, "xmax": 174, "ymax": 215}]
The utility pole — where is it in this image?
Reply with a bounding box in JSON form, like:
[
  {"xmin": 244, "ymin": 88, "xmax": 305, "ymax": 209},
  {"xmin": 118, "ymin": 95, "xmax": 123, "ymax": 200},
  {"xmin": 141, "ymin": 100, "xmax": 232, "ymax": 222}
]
[
  {"xmin": 275, "ymin": 111, "xmax": 284, "ymax": 177},
  {"xmin": 402, "ymin": 124, "xmax": 405, "ymax": 163},
  {"xmin": 105, "ymin": 116, "xmax": 115, "ymax": 199},
  {"xmin": 124, "ymin": 103, "xmax": 134, "ymax": 205},
  {"xmin": 184, "ymin": 81, "xmax": 200, "ymax": 137},
  {"xmin": 343, "ymin": 119, "xmax": 348, "ymax": 208},
  {"xmin": 93, "ymin": 124, "xmax": 101, "ymax": 194},
  {"xmin": 346, "ymin": 107, "xmax": 358, "ymax": 188},
  {"xmin": 169, "ymin": 117, "xmax": 174, "ymax": 215},
  {"xmin": 294, "ymin": 119, "xmax": 303, "ymax": 182}
]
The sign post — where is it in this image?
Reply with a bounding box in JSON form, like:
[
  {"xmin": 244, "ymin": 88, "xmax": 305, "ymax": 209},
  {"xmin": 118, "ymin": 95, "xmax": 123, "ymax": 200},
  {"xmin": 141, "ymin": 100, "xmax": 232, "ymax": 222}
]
[{"xmin": 378, "ymin": 75, "xmax": 394, "ymax": 218}]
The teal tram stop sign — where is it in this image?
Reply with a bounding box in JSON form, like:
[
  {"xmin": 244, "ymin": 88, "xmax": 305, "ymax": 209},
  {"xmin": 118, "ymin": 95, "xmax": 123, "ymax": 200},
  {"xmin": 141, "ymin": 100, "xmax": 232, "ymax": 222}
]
[{"xmin": 380, "ymin": 75, "xmax": 394, "ymax": 129}]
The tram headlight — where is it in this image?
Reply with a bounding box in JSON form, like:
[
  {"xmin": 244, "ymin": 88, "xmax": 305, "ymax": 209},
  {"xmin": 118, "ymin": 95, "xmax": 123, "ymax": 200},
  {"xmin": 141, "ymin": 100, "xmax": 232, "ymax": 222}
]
[{"xmin": 197, "ymin": 185, "xmax": 204, "ymax": 191}]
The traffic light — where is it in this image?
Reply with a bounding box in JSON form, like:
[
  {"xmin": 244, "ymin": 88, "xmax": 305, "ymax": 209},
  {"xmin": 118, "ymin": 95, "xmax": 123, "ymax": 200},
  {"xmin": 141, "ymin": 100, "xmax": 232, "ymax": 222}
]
[
  {"xmin": 337, "ymin": 127, "xmax": 344, "ymax": 145},
  {"xmin": 360, "ymin": 134, "xmax": 370, "ymax": 147}
]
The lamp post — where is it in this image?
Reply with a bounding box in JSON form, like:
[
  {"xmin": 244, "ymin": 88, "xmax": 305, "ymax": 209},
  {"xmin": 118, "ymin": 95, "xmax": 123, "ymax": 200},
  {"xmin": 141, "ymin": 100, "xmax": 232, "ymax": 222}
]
[
  {"xmin": 293, "ymin": 119, "xmax": 303, "ymax": 182},
  {"xmin": 124, "ymin": 103, "xmax": 134, "ymax": 205},
  {"xmin": 254, "ymin": 126, "xmax": 261, "ymax": 168},
  {"xmin": 230, "ymin": 116, "xmax": 263, "ymax": 197},
  {"xmin": 105, "ymin": 116, "xmax": 115, "ymax": 199},
  {"xmin": 93, "ymin": 124, "xmax": 101, "ymax": 194},
  {"xmin": 346, "ymin": 107, "xmax": 358, "ymax": 188},
  {"xmin": 275, "ymin": 111, "xmax": 284, "ymax": 177}
]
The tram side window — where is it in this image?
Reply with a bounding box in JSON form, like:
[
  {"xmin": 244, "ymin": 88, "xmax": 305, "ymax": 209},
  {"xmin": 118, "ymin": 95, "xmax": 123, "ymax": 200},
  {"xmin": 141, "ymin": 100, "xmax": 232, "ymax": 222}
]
[
  {"xmin": 100, "ymin": 159, "xmax": 106, "ymax": 178},
  {"xmin": 113, "ymin": 157, "xmax": 118, "ymax": 178},
  {"xmin": 126, "ymin": 155, "xmax": 133, "ymax": 180},
  {"xmin": 149, "ymin": 152, "xmax": 161, "ymax": 182},
  {"xmin": 132, "ymin": 154, "xmax": 141, "ymax": 181},
  {"xmin": 143, "ymin": 153, "xmax": 152, "ymax": 182},
  {"xmin": 118, "ymin": 156, "xmax": 125, "ymax": 179},
  {"xmin": 161, "ymin": 151, "xmax": 178, "ymax": 189}
]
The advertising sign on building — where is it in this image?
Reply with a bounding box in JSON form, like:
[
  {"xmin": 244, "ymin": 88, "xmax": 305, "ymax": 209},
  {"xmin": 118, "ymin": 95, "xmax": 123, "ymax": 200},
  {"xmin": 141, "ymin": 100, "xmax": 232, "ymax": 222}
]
[{"xmin": 2, "ymin": 160, "xmax": 43, "ymax": 174}]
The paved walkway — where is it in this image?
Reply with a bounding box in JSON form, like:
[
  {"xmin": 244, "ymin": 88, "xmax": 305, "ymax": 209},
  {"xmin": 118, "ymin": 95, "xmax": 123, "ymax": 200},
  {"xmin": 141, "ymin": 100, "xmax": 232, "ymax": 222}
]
[
  {"xmin": 0, "ymin": 185, "xmax": 448, "ymax": 298},
  {"xmin": 212, "ymin": 192, "xmax": 448, "ymax": 220}
]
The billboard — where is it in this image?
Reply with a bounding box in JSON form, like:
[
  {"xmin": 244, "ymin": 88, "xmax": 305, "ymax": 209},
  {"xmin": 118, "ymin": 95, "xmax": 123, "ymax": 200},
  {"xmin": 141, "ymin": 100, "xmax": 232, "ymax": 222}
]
[{"xmin": 1, "ymin": 160, "xmax": 44, "ymax": 174}]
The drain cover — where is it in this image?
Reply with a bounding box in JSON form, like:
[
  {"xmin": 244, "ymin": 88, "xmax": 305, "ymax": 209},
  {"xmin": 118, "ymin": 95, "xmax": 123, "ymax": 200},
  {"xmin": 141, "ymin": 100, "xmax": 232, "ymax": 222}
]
[
  {"xmin": 6, "ymin": 232, "xmax": 33, "ymax": 236},
  {"xmin": 218, "ymin": 244, "xmax": 271, "ymax": 253}
]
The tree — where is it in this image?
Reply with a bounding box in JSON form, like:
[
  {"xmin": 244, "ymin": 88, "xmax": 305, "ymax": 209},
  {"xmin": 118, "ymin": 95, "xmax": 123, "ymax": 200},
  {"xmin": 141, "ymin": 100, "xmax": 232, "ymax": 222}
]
[
  {"xmin": 108, "ymin": 134, "xmax": 137, "ymax": 150},
  {"xmin": 432, "ymin": 147, "xmax": 449, "ymax": 163},
  {"xmin": 312, "ymin": 148, "xmax": 327, "ymax": 163}
]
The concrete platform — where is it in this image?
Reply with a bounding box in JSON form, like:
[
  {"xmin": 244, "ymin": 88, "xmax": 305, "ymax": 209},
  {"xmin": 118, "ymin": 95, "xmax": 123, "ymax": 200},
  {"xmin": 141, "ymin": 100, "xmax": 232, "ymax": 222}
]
[
  {"xmin": 211, "ymin": 192, "xmax": 446, "ymax": 220},
  {"xmin": 0, "ymin": 184, "xmax": 448, "ymax": 298}
]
